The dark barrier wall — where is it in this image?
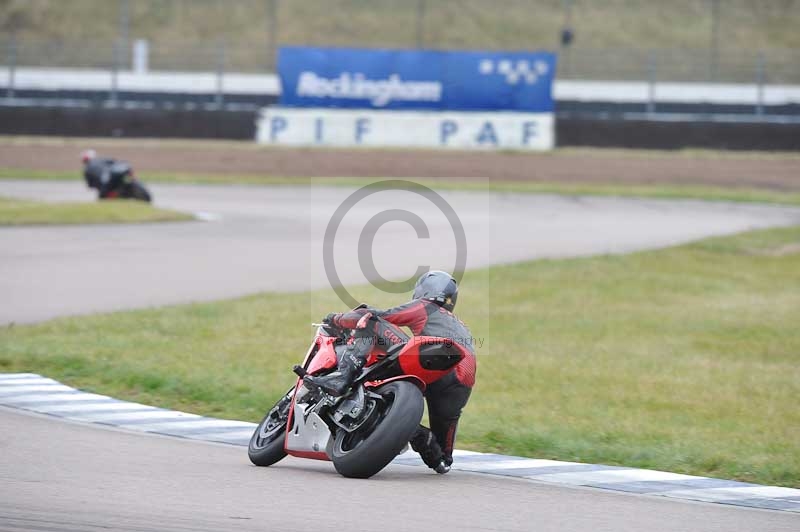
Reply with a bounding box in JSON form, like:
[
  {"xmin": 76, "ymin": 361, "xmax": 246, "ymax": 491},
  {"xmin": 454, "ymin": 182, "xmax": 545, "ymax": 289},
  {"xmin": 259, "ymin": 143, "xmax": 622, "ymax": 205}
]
[
  {"xmin": 1, "ymin": 106, "xmax": 798, "ymax": 151},
  {"xmin": 557, "ymin": 117, "xmax": 800, "ymax": 151},
  {"xmin": 0, "ymin": 106, "xmax": 256, "ymax": 140}
]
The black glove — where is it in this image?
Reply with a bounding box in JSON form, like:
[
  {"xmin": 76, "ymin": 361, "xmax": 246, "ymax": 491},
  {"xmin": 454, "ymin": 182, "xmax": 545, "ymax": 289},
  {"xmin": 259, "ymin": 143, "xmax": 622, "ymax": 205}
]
[{"xmin": 323, "ymin": 312, "xmax": 341, "ymax": 327}]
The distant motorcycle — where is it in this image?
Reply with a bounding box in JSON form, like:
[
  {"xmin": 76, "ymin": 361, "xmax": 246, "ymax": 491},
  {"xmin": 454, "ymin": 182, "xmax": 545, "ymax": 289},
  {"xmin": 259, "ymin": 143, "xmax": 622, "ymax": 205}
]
[
  {"xmin": 248, "ymin": 313, "xmax": 469, "ymax": 478},
  {"xmin": 84, "ymin": 158, "xmax": 152, "ymax": 202}
]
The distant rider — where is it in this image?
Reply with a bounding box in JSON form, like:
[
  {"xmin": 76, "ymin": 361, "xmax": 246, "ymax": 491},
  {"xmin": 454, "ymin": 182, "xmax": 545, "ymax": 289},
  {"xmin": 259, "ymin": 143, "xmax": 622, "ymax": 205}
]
[
  {"xmin": 81, "ymin": 149, "xmax": 133, "ymax": 199},
  {"xmin": 305, "ymin": 270, "xmax": 477, "ymax": 474}
]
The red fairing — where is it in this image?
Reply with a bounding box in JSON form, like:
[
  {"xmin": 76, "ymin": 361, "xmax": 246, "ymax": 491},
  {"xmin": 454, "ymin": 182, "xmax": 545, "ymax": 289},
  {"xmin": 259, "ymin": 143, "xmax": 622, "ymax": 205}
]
[
  {"xmin": 396, "ymin": 336, "xmax": 470, "ymax": 385},
  {"xmin": 285, "ymin": 449, "xmax": 329, "ymax": 461},
  {"xmin": 283, "ymin": 332, "xmax": 339, "ymax": 459},
  {"xmin": 306, "ymin": 335, "xmax": 339, "ymax": 374},
  {"xmin": 365, "ymin": 375, "xmax": 426, "ymax": 393},
  {"xmin": 283, "ymin": 381, "xmax": 302, "ymax": 453},
  {"xmin": 303, "ymin": 329, "xmax": 389, "ymax": 375}
]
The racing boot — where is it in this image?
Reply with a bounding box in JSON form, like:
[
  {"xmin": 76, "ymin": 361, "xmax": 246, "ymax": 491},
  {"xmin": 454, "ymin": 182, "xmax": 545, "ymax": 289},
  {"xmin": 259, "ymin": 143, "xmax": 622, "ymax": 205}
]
[
  {"xmin": 304, "ymin": 342, "xmax": 368, "ymax": 396},
  {"xmin": 410, "ymin": 425, "xmax": 449, "ymax": 474}
]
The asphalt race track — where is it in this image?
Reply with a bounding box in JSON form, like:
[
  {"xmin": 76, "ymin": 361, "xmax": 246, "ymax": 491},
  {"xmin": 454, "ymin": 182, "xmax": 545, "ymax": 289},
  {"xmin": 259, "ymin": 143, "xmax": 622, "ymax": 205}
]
[
  {"xmin": 2, "ymin": 180, "xmax": 800, "ymax": 324},
  {"xmin": 2, "ymin": 406, "xmax": 798, "ymax": 532},
  {"xmin": 2, "ymin": 180, "xmax": 800, "ymax": 531}
]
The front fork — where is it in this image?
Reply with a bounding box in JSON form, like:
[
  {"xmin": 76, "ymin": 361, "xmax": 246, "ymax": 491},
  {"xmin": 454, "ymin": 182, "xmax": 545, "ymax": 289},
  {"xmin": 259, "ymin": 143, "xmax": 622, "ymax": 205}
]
[{"xmin": 258, "ymin": 388, "xmax": 294, "ymax": 440}]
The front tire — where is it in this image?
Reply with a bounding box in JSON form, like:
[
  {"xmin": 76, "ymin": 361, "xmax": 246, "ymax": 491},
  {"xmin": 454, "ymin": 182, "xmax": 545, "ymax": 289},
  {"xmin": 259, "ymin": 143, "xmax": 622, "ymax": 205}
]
[
  {"xmin": 248, "ymin": 387, "xmax": 293, "ymax": 467},
  {"xmin": 129, "ymin": 181, "xmax": 152, "ymax": 202},
  {"xmin": 331, "ymin": 381, "xmax": 424, "ymax": 479}
]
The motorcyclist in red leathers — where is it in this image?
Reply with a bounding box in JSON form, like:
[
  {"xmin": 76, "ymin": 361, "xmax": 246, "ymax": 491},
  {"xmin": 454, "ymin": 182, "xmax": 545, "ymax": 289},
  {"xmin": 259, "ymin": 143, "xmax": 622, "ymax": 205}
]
[{"xmin": 306, "ymin": 270, "xmax": 477, "ymax": 474}]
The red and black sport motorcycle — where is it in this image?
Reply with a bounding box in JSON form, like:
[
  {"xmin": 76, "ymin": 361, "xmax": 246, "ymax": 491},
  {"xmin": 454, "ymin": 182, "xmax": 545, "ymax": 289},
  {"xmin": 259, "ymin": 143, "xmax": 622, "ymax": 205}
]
[{"xmin": 248, "ymin": 313, "xmax": 469, "ymax": 478}]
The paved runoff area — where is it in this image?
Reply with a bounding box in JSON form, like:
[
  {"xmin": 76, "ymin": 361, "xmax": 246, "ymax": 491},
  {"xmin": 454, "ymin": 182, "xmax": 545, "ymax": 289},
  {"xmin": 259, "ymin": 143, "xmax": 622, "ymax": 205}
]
[{"xmin": 2, "ymin": 373, "xmax": 798, "ymax": 515}]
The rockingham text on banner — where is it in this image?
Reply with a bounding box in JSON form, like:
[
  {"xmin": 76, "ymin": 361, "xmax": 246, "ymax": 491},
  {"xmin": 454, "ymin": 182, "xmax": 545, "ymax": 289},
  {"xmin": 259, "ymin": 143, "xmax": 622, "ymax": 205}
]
[{"xmin": 277, "ymin": 46, "xmax": 557, "ymax": 112}]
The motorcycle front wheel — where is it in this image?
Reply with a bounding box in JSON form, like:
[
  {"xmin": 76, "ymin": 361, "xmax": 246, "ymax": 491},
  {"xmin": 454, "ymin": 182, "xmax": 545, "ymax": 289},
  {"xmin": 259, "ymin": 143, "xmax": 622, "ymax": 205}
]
[
  {"xmin": 118, "ymin": 180, "xmax": 152, "ymax": 202},
  {"xmin": 331, "ymin": 380, "xmax": 424, "ymax": 479},
  {"xmin": 128, "ymin": 181, "xmax": 152, "ymax": 202},
  {"xmin": 248, "ymin": 387, "xmax": 294, "ymax": 466}
]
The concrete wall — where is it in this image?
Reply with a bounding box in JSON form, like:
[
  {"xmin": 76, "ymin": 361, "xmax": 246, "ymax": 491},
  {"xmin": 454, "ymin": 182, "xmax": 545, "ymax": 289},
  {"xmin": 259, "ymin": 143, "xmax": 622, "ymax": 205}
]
[
  {"xmin": 0, "ymin": 106, "xmax": 256, "ymax": 139},
  {"xmin": 557, "ymin": 117, "xmax": 800, "ymax": 151},
  {"xmin": 1, "ymin": 105, "xmax": 798, "ymax": 151}
]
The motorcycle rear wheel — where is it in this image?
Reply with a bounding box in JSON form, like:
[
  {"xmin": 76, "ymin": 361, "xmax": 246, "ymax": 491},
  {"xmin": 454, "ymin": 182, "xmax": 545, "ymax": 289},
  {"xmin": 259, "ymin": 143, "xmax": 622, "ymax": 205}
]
[
  {"xmin": 248, "ymin": 387, "xmax": 293, "ymax": 466},
  {"xmin": 331, "ymin": 380, "xmax": 423, "ymax": 479}
]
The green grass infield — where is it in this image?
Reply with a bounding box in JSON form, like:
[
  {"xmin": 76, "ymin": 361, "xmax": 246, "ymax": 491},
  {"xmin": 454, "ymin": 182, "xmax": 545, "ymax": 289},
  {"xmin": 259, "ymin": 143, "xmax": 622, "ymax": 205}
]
[{"xmin": 0, "ymin": 195, "xmax": 193, "ymax": 225}]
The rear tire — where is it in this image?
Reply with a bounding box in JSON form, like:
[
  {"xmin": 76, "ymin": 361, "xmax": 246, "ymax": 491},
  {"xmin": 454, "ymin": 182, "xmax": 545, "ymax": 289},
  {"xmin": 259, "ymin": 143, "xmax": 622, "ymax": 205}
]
[
  {"xmin": 331, "ymin": 381, "xmax": 424, "ymax": 479},
  {"xmin": 248, "ymin": 388, "xmax": 293, "ymax": 467}
]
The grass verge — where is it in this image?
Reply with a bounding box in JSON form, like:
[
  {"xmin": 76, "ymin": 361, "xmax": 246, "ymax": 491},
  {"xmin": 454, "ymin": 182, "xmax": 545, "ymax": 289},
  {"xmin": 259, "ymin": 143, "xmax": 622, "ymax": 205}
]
[
  {"xmin": 2, "ymin": 168, "xmax": 800, "ymax": 208},
  {"xmin": 1, "ymin": 226, "xmax": 799, "ymax": 486},
  {"xmin": 0, "ymin": 196, "xmax": 193, "ymax": 225}
]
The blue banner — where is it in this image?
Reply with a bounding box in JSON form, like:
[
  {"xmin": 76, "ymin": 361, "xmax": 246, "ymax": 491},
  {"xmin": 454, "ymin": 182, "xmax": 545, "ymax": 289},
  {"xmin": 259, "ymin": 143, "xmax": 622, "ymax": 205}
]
[{"xmin": 278, "ymin": 47, "xmax": 556, "ymax": 112}]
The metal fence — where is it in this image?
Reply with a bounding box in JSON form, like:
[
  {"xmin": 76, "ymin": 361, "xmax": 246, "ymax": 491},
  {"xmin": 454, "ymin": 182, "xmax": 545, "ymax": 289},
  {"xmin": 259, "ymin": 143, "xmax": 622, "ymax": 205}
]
[
  {"xmin": 1, "ymin": 0, "xmax": 799, "ymax": 82},
  {"xmin": 2, "ymin": 36, "xmax": 798, "ymax": 85}
]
